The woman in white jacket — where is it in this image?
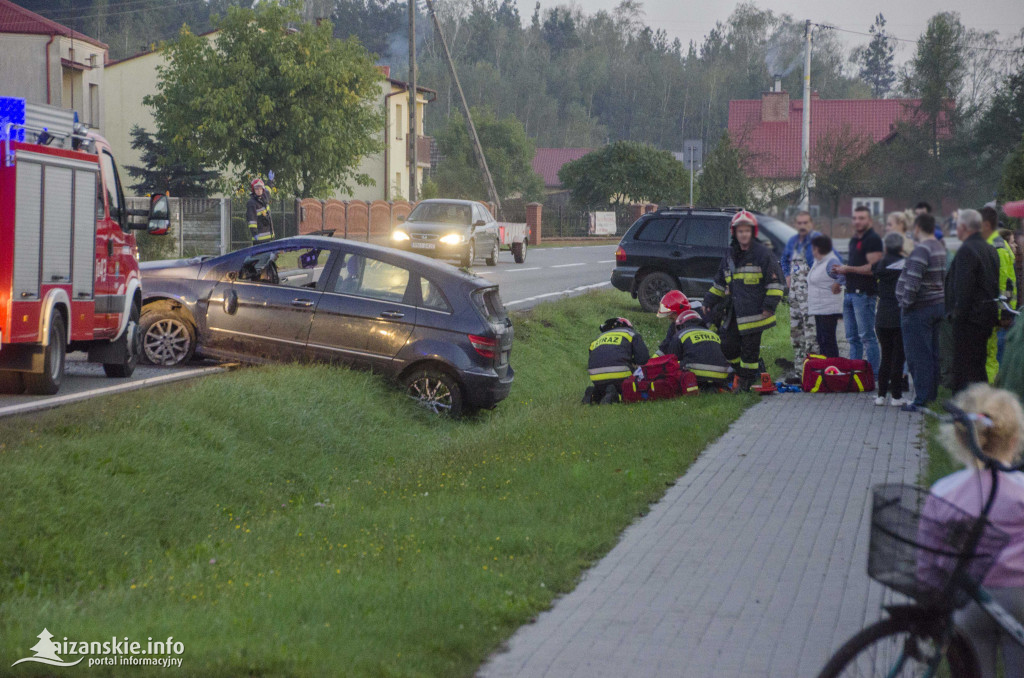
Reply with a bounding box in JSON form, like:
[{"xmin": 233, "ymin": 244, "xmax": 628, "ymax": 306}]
[{"xmin": 807, "ymin": 235, "xmax": 845, "ymax": 358}]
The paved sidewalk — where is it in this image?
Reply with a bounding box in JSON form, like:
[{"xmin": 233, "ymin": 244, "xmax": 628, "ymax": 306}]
[{"xmin": 479, "ymin": 394, "xmax": 925, "ymax": 678}]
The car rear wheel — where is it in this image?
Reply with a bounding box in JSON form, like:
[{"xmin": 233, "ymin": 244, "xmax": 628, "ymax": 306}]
[
  {"xmin": 140, "ymin": 302, "xmax": 197, "ymax": 367},
  {"xmin": 403, "ymin": 368, "xmax": 464, "ymax": 417},
  {"xmin": 485, "ymin": 240, "xmax": 499, "ymax": 266},
  {"xmin": 637, "ymin": 272, "xmax": 678, "ymax": 312},
  {"xmin": 461, "ymin": 240, "xmax": 475, "ymax": 268},
  {"xmin": 512, "ymin": 240, "xmax": 527, "ymax": 264}
]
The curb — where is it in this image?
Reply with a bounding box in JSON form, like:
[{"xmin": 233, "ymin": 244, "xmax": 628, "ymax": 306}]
[{"xmin": 0, "ymin": 366, "xmax": 228, "ymax": 419}]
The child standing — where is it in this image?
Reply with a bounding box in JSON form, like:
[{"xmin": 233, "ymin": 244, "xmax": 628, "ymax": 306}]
[{"xmin": 873, "ymin": 232, "xmax": 906, "ymax": 406}]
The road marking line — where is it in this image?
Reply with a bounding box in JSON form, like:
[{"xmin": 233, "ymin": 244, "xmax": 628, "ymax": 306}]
[
  {"xmin": 597, "ymin": 259, "xmax": 616, "ymax": 263},
  {"xmin": 506, "ymin": 281, "xmax": 611, "ymax": 307},
  {"xmin": 551, "ymin": 263, "xmax": 586, "ymax": 268},
  {"xmin": 501, "ymin": 267, "xmax": 541, "ymax": 273},
  {"xmin": 0, "ymin": 366, "xmax": 227, "ymax": 419}
]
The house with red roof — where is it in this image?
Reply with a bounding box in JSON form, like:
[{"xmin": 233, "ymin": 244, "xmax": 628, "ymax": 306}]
[
  {"xmin": 0, "ymin": 0, "xmax": 108, "ymax": 132},
  {"xmin": 532, "ymin": 148, "xmax": 591, "ymax": 192},
  {"xmin": 728, "ymin": 83, "xmax": 947, "ymax": 219}
]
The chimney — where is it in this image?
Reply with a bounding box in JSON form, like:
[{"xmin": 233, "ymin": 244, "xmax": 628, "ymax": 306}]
[
  {"xmin": 773, "ymin": 74, "xmax": 782, "ymax": 92},
  {"xmin": 761, "ymin": 87, "xmax": 789, "ymax": 123}
]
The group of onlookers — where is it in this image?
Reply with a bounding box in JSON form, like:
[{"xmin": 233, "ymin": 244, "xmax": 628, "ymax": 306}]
[{"xmin": 784, "ymin": 202, "xmax": 1019, "ymax": 411}]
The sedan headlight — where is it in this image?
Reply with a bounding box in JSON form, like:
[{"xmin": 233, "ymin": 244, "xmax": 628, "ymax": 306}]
[
  {"xmin": 392, "ymin": 230, "xmax": 410, "ymax": 242},
  {"xmin": 440, "ymin": 233, "xmax": 465, "ymax": 245}
]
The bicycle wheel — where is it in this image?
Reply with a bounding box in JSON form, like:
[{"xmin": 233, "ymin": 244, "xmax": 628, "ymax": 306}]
[{"xmin": 817, "ymin": 617, "xmax": 977, "ymax": 678}]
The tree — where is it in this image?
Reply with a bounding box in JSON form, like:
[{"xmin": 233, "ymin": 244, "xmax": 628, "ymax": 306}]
[
  {"xmin": 999, "ymin": 133, "xmax": 1024, "ymax": 204},
  {"xmin": 854, "ymin": 14, "xmax": 896, "ymax": 98},
  {"xmin": 696, "ymin": 132, "xmax": 752, "ymax": 208},
  {"xmin": 146, "ymin": 1, "xmax": 383, "ymax": 197},
  {"xmin": 434, "ymin": 108, "xmax": 544, "ymax": 203},
  {"xmin": 903, "ymin": 12, "xmax": 966, "ymax": 155},
  {"xmin": 558, "ymin": 141, "xmax": 689, "ymax": 209},
  {"xmin": 124, "ymin": 125, "xmax": 218, "ymax": 197},
  {"xmin": 810, "ymin": 125, "xmax": 872, "ymax": 217}
]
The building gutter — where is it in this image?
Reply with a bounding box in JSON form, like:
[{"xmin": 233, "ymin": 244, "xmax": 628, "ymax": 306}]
[{"xmin": 45, "ymin": 33, "xmax": 56, "ymax": 103}]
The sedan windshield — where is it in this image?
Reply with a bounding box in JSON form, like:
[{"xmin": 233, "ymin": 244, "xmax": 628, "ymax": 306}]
[{"xmin": 407, "ymin": 203, "xmax": 471, "ymax": 226}]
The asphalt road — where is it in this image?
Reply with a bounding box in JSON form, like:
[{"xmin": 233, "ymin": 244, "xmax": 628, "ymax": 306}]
[{"xmin": 0, "ymin": 244, "xmax": 621, "ymax": 414}]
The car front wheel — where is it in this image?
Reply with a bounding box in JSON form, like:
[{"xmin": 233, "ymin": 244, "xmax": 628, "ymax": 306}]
[
  {"xmin": 461, "ymin": 240, "xmax": 475, "ymax": 268},
  {"xmin": 637, "ymin": 272, "xmax": 677, "ymax": 313},
  {"xmin": 403, "ymin": 368, "xmax": 464, "ymax": 417},
  {"xmin": 140, "ymin": 302, "xmax": 197, "ymax": 367}
]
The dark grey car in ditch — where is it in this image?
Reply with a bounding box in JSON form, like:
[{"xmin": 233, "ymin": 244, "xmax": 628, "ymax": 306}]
[
  {"xmin": 138, "ymin": 236, "xmax": 514, "ymax": 416},
  {"xmin": 610, "ymin": 207, "xmax": 797, "ymax": 312}
]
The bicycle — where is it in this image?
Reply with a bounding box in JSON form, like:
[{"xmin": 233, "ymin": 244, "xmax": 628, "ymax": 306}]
[{"xmin": 817, "ymin": 401, "xmax": 1024, "ymax": 677}]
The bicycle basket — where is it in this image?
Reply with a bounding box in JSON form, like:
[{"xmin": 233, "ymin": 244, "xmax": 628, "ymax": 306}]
[{"xmin": 868, "ymin": 484, "xmax": 1010, "ymax": 609}]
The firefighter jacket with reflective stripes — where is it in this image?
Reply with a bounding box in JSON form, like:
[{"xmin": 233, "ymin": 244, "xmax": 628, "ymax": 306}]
[
  {"xmin": 246, "ymin": 193, "xmax": 274, "ymax": 243},
  {"xmin": 987, "ymin": 231, "xmax": 1017, "ymax": 312},
  {"xmin": 669, "ymin": 318, "xmax": 730, "ymax": 382},
  {"xmin": 587, "ymin": 328, "xmax": 650, "ymax": 383},
  {"xmin": 703, "ymin": 240, "xmax": 785, "ymax": 336}
]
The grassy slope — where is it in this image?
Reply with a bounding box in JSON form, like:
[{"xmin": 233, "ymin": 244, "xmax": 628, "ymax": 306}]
[{"xmin": 0, "ymin": 291, "xmax": 789, "ymax": 677}]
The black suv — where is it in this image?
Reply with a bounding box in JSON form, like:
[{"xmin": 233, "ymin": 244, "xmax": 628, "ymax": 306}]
[{"xmin": 610, "ymin": 208, "xmax": 797, "ymax": 312}]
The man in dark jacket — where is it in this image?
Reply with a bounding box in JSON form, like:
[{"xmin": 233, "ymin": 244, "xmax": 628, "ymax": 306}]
[
  {"xmin": 584, "ymin": 317, "xmax": 650, "ymax": 404},
  {"xmin": 946, "ymin": 209, "xmax": 1000, "ymax": 393},
  {"xmin": 703, "ymin": 210, "xmax": 785, "ymax": 391},
  {"xmin": 246, "ymin": 178, "xmax": 274, "ymax": 244},
  {"xmin": 668, "ymin": 305, "xmax": 730, "ymax": 390}
]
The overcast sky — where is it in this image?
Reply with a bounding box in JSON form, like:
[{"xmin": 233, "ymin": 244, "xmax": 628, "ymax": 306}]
[{"xmin": 578, "ymin": 0, "xmax": 1024, "ymax": 61}]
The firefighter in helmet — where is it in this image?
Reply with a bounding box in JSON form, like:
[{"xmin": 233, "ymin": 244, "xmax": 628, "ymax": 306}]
[
  {"xmin": 654, "ymin": 290, "xmax": 689, "ymax": 356},
  {"xmin": 583, "ymin": 317, "xmax": 650, "ymax": 404},
  {"xmin": 703, "ymin": 210, "xmax": 785, "ymax": 391},
  {"xmin": 665, "ymin": 293, "xmax": 730, "ymax": 390},
  {"xmin": 246, "ymin": 177, "xmax": 274, "ymax": 244}
]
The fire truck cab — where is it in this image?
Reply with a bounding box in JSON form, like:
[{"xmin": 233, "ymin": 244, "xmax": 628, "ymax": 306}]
[{"xmin": 0, "ymin": 97, "xmax": 168, "ymax": 395}]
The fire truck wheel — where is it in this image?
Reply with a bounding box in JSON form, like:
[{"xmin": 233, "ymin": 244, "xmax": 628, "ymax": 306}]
[
  {"xmin": 24, "ymin": 314, "xmax": 66, "ymax": 395},
  {"xmin": 139, "ymin": 302, "xmax": 196, "ymax": 367},
  {"xmin": 103, "ymin": 304, "xmax": 141, "ymax": 378},
  {"xmin": 0, "ymin": 370, "xmax": 25, "ymax": 395}
]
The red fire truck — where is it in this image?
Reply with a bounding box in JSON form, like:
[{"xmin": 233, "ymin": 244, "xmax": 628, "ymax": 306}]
[{"xmin": 0, "ymin": 98, "xmax": 168, "ymax": 395}]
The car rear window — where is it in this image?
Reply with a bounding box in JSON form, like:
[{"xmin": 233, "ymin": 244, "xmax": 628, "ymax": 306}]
[
  {"xmin": 633, "ymin": 217, "xmax": 677, "ymax": 242},
  {"xmin": 473, "ymin": 287, "xmax": 507, "ymax": 323}
]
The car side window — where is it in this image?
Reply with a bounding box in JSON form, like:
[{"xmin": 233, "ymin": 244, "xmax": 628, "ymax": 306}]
[
  {"xmin": 333, "ymin": 253, "xmax": 410, "ymax": 302},
  {"xmin": 634, "ymin": 218, "xmax": 677, "ymax": 242},
  {"xmin": 419, "ymin": 277, "xmax": 451, "ymax": 312},
  {"xmin": 684, "ymin": 218, "xmax": 730, "ymax": 248},
  {"xmin": 238, "ymin": 247, "xmax": 329, "ymax": 287}
]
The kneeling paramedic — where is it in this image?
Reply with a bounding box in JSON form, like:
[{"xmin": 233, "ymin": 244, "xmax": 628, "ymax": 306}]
[
  {"xmin": 584, "ymin": 317, "xmax": 650, "ymax": 404},
  {"xmin": 667, "ymin": 295, "xmax": 730, "ymax": 390},
  {"xmin": 654, "ymin": 290, "xmax": 689, "ymax": 356},
  {"xmin": 703, "ymin": 210, "xmax": 785, "ymax": 391}
]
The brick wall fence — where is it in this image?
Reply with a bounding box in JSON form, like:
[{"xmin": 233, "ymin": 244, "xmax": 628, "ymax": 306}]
[{"xmin": 296, "ymin": 199, "xmax": 544, "ymax": 244}]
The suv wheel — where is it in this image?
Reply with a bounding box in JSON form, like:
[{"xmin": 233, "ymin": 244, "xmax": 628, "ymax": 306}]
[{"xmin": 637, "ymin": 272, "xmax": 678, "ymax": 313}]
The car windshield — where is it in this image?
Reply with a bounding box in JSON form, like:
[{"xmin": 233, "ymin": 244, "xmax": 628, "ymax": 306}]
[
  {"xmin": 757, "ymin": 214, "xmax": 798, "ymax": 242},
  {"xmin": 407, "ymin": 203, "xmax": 471, "ymax": 226}
]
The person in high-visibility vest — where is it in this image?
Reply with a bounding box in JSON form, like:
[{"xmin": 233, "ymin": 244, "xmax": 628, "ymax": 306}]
[
  {"xmin": 666, "ymin": 298, "xmax": 730, "ymax": 390},
  {"xmin": 703, "ymin": 210, "xmax": 785, "ymax": 392},
  {"xmin": 981, "ymin": 207, "xmax": 1016, "ymax": 382}
]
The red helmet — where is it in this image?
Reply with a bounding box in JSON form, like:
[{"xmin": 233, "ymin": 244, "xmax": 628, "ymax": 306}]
[
  {"xmin": 657, "ymin": 290, "xmax": 690, "ymax": 318},
  {"xmin": 730, "ymin": 210, "xmax": 758, "ymax": 237},
  {"xmin": 250, "ymin": 178, "xmax": 266, "ymax": 192},
  {"xmin": 600, "ymin": 317, "xmax": 633, "ymax": 333}
]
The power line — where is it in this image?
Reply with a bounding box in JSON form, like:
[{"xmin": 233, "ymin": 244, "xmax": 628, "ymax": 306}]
[
  {"xmin": 26, "ymin": 0, "xmax": 209, "ymax": 25},
  {"xmin": 815, "ymin": 22, "xmax": 1024, "ymax": 55}
]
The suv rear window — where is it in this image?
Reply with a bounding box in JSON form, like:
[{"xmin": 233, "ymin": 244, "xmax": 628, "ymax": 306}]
[{"xmin": 633, "ymin": 217, "xmax": 677, "ymax": 242}]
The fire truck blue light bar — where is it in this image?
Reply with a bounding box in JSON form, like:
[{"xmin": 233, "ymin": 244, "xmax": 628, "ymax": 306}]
[{"xmin": 0, "ymin": 97, "xmax": 27, "ymax": 142}]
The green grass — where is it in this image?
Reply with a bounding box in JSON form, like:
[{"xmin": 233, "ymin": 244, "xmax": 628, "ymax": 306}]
[{"xmin": 0, "ymin": 290, "xmax": 788, "ymax": 677}]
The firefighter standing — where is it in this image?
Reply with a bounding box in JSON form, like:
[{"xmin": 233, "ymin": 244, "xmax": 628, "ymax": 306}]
[
  {"xmin": 703, "ymin": 210, "xmax": 785, "ymax": 391},
  {"xmin": 247, "ymin": 177, "xmax": 274, "ymax": 244},
  {"xmin": 583, "ymin": 317, "xmax": 650, "ymax": 404},
  {"xmin": 666, "ymin": 295, "xmax": 730, "ymax": 390}
]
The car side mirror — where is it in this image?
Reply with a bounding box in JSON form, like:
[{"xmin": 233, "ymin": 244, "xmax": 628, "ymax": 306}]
[
  {"xmin": 147, "ymin": 194, "xmax": 170, "ymax": 235},
  {"xmin": 226, "ymin": 271, "xmax": 237, "ymax": 282},
  {"xmin": 397, "ymin": 214, "xmax": 406, "ymax": 222},
  {"xmin": 473, "ymin": 219, "xmax": 486, "ymax": 227}
]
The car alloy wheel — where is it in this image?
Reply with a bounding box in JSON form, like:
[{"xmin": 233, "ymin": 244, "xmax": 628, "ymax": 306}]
[
  {"xmin": 144, "ymin": 318, "xmax": 193, "ymax": 366},
  {"xmin": 403, "ymin": 368, "xmax": 464, "ymax": 417}
]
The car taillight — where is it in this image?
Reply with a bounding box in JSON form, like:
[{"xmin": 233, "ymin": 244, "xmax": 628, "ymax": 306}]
[
  {"xmin": 468, "ymin": 334, "xmax": 497, "ymax": 359},
  {"xmin": 615, "ymin": 246, "xmax": 626, "ymax": 263}
]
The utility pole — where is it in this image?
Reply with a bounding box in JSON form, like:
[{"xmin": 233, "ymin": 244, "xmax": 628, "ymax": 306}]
[
  {"xmin": 408, "ymin": 0, "xmax": 418, "ymax": 202},
  {"xmin": 689, "ymin": 144, "xmax": 694, "ymax": 207},
  {"xmin": 424, "ymin": 0, "xmax": 501, "ymax": 215},
  {"xmin": 799, "ymin": 19, "xmax": 812, "ymax": 212}
]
